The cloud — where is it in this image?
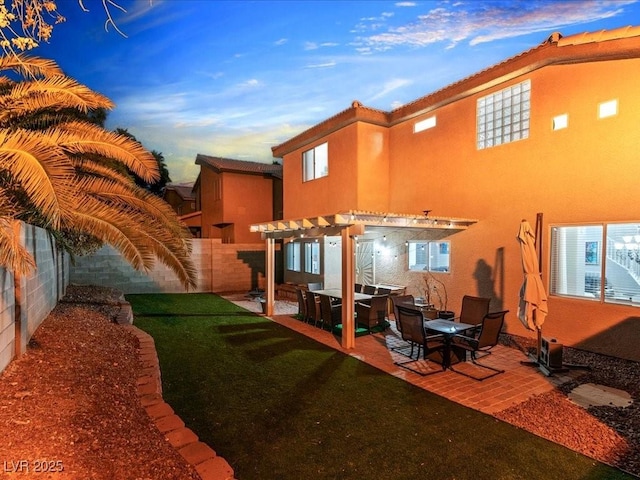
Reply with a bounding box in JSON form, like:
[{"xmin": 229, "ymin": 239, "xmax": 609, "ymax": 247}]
[
  {"xmin": 304, "ymin": 41, "xmax": 339, "ymax": 50},
  {"xmin": 395, "ymin": 1, "xmax": 416, "ymax": 6},
  {"xmin": 367, "ymin": 78, "xmax": 412, "ymax": 102},
  {"xmin": 305, "ymin": 61, "xmax": 337, "ymax": 69},
  {"xmin": 274, "ymin": 38, "xmax": 288, "ymax": 46},
  {"xmin": 356, "ymin": 0, "xmax": 637, "ymax": 51}
]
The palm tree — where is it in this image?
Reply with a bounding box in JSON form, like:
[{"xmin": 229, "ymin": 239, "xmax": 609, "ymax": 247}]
[{"xmin": 0, "ymin": 54, "xmax": 197, "ymax": 289}]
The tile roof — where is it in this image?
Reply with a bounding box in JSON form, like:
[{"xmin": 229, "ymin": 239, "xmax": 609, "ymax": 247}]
[
  {"xmin": 196, "ymin": 154, "xmax": 283, "ymax": 177},
  {"xmin": 164, "ymin": 182, "xmax": 195, "ymax": 200},
  {"xmin": 272, "ymin": 27, "xmax": 640, "ymax": 158}
]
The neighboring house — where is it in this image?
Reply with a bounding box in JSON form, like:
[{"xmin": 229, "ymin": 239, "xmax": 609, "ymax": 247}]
[
  {"xmin": 163, "ymin": 182, "xmax": 201, "ymax": 238},
  {"xmin": 253, "ymin": 27, "xmax": 640, "ymax": 353},
  {"xmin": 194, "ymin": 155, "xmax": 283, "ymax": 243},
  {"xmin": 164, "ymin": 182, "xmax": 196, "ymax": 216}
]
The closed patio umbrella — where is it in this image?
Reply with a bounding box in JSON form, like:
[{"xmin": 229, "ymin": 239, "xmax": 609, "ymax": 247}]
[{"xmin": 517, "ymin": 218, "xmax": 548, "ymax": 331}]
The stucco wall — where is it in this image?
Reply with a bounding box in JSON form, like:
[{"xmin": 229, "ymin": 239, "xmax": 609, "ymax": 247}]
[
  {"xmin": 69, "ymin": 239, "xmax": 268, "ymax": 294},
  {"xmin": 0, "ymin": 222, "xmax": 69, "ymax": 374}
]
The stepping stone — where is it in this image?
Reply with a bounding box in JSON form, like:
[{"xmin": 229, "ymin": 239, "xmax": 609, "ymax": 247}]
[{"xmin": 569, "ymin": 383, "xmax": 633, "ymax": 408}]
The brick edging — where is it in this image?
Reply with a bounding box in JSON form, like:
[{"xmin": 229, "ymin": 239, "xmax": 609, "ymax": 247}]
[{"xmin": 125, "ymin": 324, "xmax": 236, "ymax": 480}]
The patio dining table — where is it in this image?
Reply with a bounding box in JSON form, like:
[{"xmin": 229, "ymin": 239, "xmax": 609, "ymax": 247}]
[
  {"xmin": 424, "ymin": 319, "xmax": 476, "ymax": 369},
  {"xmin": 312, "ymin": 288, "xmax": 373, "ymax": 302}
]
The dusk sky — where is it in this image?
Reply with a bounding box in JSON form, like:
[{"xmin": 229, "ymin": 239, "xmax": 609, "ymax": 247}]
[{"xmin": 36, "ymin": 0, "xmax": 640, "ymax": 183}]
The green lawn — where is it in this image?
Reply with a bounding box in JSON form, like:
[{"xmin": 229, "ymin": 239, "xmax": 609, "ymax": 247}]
[{"xmin": 129, "ymin": 293, "xmax": 632, "ymax": 480}]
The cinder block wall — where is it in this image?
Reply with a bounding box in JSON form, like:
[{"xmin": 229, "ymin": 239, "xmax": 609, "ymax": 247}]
[
  {"xmin": 0, "ymin": 222, "xmax": 69, "ymax": 374},
  {"xmin": 69, "ymin": 239, "xmax": 267, "ymax": 294}
]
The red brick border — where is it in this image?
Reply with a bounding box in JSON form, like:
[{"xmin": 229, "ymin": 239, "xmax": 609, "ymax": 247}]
[{"xmin": 125, "ymin": 322, "xmax": 236, "ymax": 480}]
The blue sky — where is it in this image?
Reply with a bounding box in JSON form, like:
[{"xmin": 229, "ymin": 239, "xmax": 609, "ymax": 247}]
[{"xmin": 35, "ymin": 0, "xmax": 640, "ymax": 183}]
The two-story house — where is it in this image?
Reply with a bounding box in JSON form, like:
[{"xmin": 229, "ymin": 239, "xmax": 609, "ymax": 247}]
[
  {"xmin": 195, "ymin": 155, "xmax": 283, "ymax": 243},
  {"xmin": 253, "ymin": 27, "xmax": 640, "ymax": 353}
]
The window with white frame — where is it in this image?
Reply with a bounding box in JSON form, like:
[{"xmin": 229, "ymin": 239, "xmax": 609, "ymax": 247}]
[
  {"xmin": 414, "ymin": 115, "xmax": 436, "ymax": 133},
  {"xmin": 477, "ymin": 79, "xmax": 530, "ymax": 149},
  {"xmin": 286, "ymin": 242, "xmax": 301, "ymax": 272},
  {"xmin": 304, "ymin": 241, "xmax": 320, "ymax": 274},
  {"xmin": 408, "ymin": 241, "xmax": 450, "ymax": 272},
  {"xmin": 550, "ymin": 223, "xmax": 640, "ymax": 304},
  {"xmin": 302, "ymin": 142, "xmax": 328, "ymax": 182}
]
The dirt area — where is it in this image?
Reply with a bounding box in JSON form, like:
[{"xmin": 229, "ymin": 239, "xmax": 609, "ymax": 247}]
[
  {"xmin": 0, "ymin": 285, "xmax": 199, "ymax": 480},
  {"xmin": 0, "ymin": 285, "xmax": 638, "ymax": 478}
]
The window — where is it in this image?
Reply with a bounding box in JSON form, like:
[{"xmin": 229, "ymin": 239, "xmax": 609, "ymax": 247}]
[
  {"xmin": 408, "ymin": 241, "xmax": 450, "ymax": 272},
  {"xmin": 552, "ymin": 114, "xmax": 568, "ymax": 131},
  {"xmin": 414, "ymin": 115, "xmax": 436, "ymax": 133},
  {"xmin": 286, "ymin": 242, "xmax": 301, "ymax": 272},
  {"xmin": 550, "ymin": 223, "xmax": 640, "ymax": 304},
  {"xmin": 477, "ymin": 79, "xmax": 530, "ymax": 149},
  {"xmin": 302, "ymin": 142, "xmax": 328, "ymax": 182},
  {"xmin": 304, "ymin": 241, "xmax": 320, "ymax": 274},
  {"xmin": 598, "ymin": 99, "xmax": 618, "ymax": 119}
]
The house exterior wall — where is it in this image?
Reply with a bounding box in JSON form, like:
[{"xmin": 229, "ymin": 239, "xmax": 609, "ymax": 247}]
[
  {"xmin": 164, "ymin": 189, "xmax": 196, "ymax": 216},
  {"xmin": 384, "ymin": 58, "xmax": 640, "ymax": 347},
  {"xmin": 199, "ymin": 166, "xmax": 274, "ymax": 243},
  {"xmin": 275, "ymin": 37, "xmax": 640, "ymax": 356},
  {"xmin": 283, "ymin": 124, "xmax": 360, "ymax": 218}
]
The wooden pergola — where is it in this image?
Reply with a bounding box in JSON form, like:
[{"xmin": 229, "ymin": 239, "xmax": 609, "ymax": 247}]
[{"xmin": 251, "ymin": 210, "xmax": 478, "ymax": 349}]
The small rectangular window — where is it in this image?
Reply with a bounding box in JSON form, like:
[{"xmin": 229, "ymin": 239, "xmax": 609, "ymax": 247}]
[
  {"xmin": 552, "ymin": 114, "xmax": 568, "ymax": 130},
  {"xmin": 598, "ymin": 99, "xmax": 618, "ymax": 119},
  {"xmin": 414, "ymin": 115, "xmax": 436, "ymax": 133},
  {"xmin": 302, "ymin": 142, "xmax": 328, "ymax": 182}
]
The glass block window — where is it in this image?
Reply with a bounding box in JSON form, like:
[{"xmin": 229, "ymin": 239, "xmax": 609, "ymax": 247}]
[{"xmin": 477, "ymin": 79, "xmax": 530, "ymax": 149}]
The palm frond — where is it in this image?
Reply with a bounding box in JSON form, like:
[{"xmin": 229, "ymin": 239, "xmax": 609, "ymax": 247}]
[
  {"xmin": 0, "ymin": 218, "xmax": 36, "ymax": 274},
  {"xmin": 7, "ymin": 76, "xmax": 114, "ymax": 113},
  {"xmin": 71, "ymin": 158, "xmax": 136, "ymax": 186},
  {"xmin": 0, "ymin": 129, "xmax": 76, "ymax": 227},
  {"xmin": 0, "ymin": 55, "xmax": 64, "ymax": 79},
  {"xmin": 53, "ymin": 122, "xmax": 160, "ymax": 183}
]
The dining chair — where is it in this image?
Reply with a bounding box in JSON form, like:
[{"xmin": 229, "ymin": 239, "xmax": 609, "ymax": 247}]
[
  {"xmin": 390, "ymin": 294, "xmax": 415, "ymax": 333},
  {"xmin": 376, "ymin": 287, "xmax": 392, "ymax": 295},
  {"xmin": 354, "ymin": 283, "xmax": 363, "ymax": 293},
  {"xmin": 457, "ymin": 295, "xmax": 491, "ymax": 331},
  {"xmin": 394, "ymin": 305, "xmax": 446, "ymax": 375},
  {"xmin": 355, "ymin": 295, "xmax": 388, "ymax": 332},
  {"xmin": 319, "ymin": 294, "xmax": 342, "ymax": 332},
  {"xmin": 451, "ymin": 310, "xmax": 508, "ymax": 380},
  {"xmin": 307, "ymin": 282, "xmax": 323, "ymax": 292},
  {"xmin": 362, "ymin": 285, "xmax": 377, "ymax": 295},
  {"xmin": 304, "ymin": 290, "xmax": 320, "ymax": 325},
  {"xmin": 295, "ymin": 287, "xmax": 307, "ymax": 321}
]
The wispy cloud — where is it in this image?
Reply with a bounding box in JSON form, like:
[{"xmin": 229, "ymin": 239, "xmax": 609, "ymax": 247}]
[
  {"xmin": 305, "ymin": 61, "xmax": 337, "ymax": 69},
  {"xmin": 304, "ymin": 41, "xmax": 340, "ymax": 50},
  {"xmin": 356, "ymin": 0, "xmax": 637, "ymax": 51},
  {"xmin": 367, "ymin": 78, "xmax": 412, "ymax": 102},
  {"xmin": 274, "ymin": 38, "xmax": 288, "ymax": 46}
]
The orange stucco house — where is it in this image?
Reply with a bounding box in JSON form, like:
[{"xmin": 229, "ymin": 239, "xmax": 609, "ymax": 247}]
[
  {"xmin": 253, "ymin": 27, "xmax": 640, "ymax": 356},
  {"xmin": 195, "ymin": 155, "xmax": 283, "ymax": 243}
]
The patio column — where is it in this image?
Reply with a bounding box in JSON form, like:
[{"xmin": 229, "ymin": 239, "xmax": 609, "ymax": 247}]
[
  {"xmin": 265, "ymin": 237, "xmax": 275, "ymax": 316},
  {"xmin": 341, "ymin": 226, "xmax": 355, "ymax": 348}
]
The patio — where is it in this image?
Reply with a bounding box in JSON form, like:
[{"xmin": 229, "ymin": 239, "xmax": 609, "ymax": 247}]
[{"xmin": 224, "ymin": 295, "xmax": 579, "ymax": 415}]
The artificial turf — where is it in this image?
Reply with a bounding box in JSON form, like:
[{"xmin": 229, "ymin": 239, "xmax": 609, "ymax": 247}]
[{"xmin": 128, "ymin": 293, "xmax": 633, "ymax": 480}]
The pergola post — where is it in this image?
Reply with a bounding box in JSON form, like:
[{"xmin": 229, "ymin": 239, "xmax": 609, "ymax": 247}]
[
  {"xmin": 341, "ymin": 226, "xmax": 355, "ymax": 348},
  {"xmin": 265, "ymin": 237, "xmax": 275, "ymax": 316}
]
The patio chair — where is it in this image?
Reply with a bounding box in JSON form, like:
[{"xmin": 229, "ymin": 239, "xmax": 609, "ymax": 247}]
[
  {"xmin": 305, "ymin": 291, "xmax": 321, "ymax": 325},
  {"xmin": 307, "ymin": 282, "xmax": 323, "ymax": 291},
  {"xmin": 319, "ymin": 294, "xmax": 342, "ymax": 332},
  {"xmin": 376, "ymin": 287, "xmax": 392, "ymax": 295},
  {"xmin": 394, "ymin": 305, "xmax": 446, "ymax": 375},
  {"xmin": 355, "ymin": 295, "xmax": 389, "ymax": 332},
  {"xmin": 295, "ymin": 287, "xmax": 307, "ymax": 321},
  {"xmin": 390, "ymin": 294, "xmax": 415, "ymax": 332},
  {"xmin": 362, "ymin": 285, "xmax": 377, "ymax": 295},
  {"xmin": 457, "ymin": 295, "xmax": 491, "ymax": 332},
  {"xmin": 451, "ymin": 310, "xmax": 508, "ymax": 380},
  {"xmin": 354, "ymin": 283, "xmax": 363, "ymax": 293}
]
